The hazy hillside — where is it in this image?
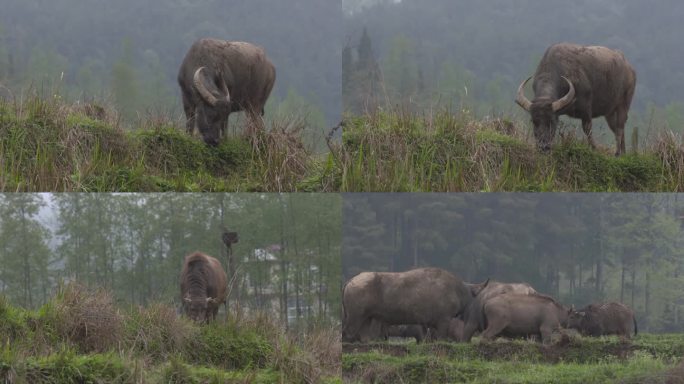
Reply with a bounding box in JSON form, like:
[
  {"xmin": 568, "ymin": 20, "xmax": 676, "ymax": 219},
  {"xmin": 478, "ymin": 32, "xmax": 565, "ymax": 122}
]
[
  {"xmin": 343, "ymin": 0, "xmax": 684, "ymax": 141},
  {"xmin": 0, "ymin": 0, "xmax": 341, "ymax": 134}
]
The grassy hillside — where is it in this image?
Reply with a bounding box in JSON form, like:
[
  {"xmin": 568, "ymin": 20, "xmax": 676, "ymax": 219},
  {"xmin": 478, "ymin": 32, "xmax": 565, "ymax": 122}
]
[
  {"xmin": 343, "ymin": 335, "xmax": 684, "ymax": 384},
  {"xmin": 334, "ymin": 110, "xmax": 684, "ymax": 192},
  {"xmin": 0, "ymin": 96, "xmax": 337, "ymax": 192},
  {"xmin": 0, "ymin": 283, "xmax": 341, "ymax": 383}
]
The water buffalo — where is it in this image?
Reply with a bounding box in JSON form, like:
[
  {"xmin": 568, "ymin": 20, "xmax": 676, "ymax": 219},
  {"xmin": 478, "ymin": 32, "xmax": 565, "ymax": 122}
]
[
  {"xmin": 180, "ymin": 252, "xmax": 227, "ymax": 322},
  {"xmin": 567, "ymin": 302, "xmax": 637, "ymax": 339},
  {"xmin": 178, "ymin": 38, "xmax": 276, "ymax": 146},
  {"xmin": 342, "ymin": 268, "xmax": 472, "ymax": 342},
  {"xmin": 515, "ymin": 43, "xmax": 636, "ymax": 156},
  {"xmin": 461, "ymin": 281, "xmax": 538, "ymax": 342},
  {"xmin": 480, "ymin": 293, "xmax": 571, "ymax": 344}
]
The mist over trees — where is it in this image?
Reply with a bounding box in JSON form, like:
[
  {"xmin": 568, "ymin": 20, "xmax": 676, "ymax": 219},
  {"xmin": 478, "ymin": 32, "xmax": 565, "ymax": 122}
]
[
  {"xmin": 0, "ymin": 0, "xmax": 340, "ymax": 131},
  {"xmin": 342, "ymin": 193, "xmax": 684, "ymax": 333},
  {"xmin": 0, "ymin": 193, "xmax": 341, "ymax": 329},
  {"xmin": 343, "ymin": 0, "xmax": 684, "ymax": 140}
]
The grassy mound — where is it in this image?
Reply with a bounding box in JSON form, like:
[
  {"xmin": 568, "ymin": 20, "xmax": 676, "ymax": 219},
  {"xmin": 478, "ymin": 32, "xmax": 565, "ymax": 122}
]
[
  {"xmin": 0, "ymin": 282, "xmax": 340, "ymax": 383},
  {"xmin": 335, "ymin": 110, "xmax": 684, "ymax": 192},
  {"xmin": 0, "ymin": 96, "xmax": 336, "ymax": 192},
  {"xmin": 343, "ymin": 336, "xmax": 684, "ymax": 384}
]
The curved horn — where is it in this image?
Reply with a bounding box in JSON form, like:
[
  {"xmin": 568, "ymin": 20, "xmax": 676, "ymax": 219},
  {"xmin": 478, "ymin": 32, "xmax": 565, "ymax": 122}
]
[
  {"xmin": 193, "ymin": 67, "xmax": 218, "ymax": 106},
  {"xmin": 206, "ymin": 297, "xmax": 217, "ymax": 304},
  {"xmin": 184, "ymin": 296, "xmax": 191, "ymax": 303},
  {"xmin": 218, "ymin": 71, "xmax": 230, "ymax": 104},
  {"xmin": 552, "ymin": 76, "xmax": 575, "ymax": 112},
  {"xmin": 515, "ymin": 76, "xmax": 533, "ymax": 111}
]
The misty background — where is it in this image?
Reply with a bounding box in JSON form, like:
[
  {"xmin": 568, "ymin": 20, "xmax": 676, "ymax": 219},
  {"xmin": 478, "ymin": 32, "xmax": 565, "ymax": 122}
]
[
  {"xmin": 343, "ymin": 0, "xmax": 684, "ymax": 145},
  {"xmin": 0, "ymin": 193, "xmax": 341, "ymax": 330},
  {"xmin": 0, "ymin": 0, "xmax": 341, "ymax": 150},
  {"xmin": 343, "ymin": 193, "xmax": 684, "ymax": 333}
]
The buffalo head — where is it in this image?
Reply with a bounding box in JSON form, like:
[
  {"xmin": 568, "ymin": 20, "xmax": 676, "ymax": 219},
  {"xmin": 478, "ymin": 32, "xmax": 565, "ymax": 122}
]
[
  {"xmin": 183, "ymin": 294, "xmax": 219, "ymax": 322},
  {"xmin": 192, "ymin": 67, "xmax": 231, "ymax": 146},
  {"xmin": 516, "ymin": 76, "xmax": 575, "ymax": 152}
]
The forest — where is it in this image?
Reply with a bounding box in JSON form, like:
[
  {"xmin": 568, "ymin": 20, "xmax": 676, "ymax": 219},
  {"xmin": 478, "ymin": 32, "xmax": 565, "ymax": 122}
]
[
  {"xmin": 342, "ymin": 193, "xmax": 684, "ymax": 334},
  {"xmin": 343, "ymin": 0, "xmax": 684, "ymax": 141},
  {"xmin": 0, "ymin": 193, "xmax": 342, "ymax": 330},
  {"xmin": 0, "ymin": 0, "xmax": 340, "ymax": 149}
]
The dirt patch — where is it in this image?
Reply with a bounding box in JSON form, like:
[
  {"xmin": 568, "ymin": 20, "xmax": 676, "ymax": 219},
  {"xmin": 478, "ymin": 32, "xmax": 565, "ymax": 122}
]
[{"xmin": 343, "ymin": 343, "xmax": 409, "ymax": 357}]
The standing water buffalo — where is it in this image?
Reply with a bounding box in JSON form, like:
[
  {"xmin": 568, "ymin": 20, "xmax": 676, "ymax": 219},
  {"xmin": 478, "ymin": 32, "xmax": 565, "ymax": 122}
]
[
  {"xmin": 479, "ymin": 293, "xmax": 571, "ymax": 344},
  {"xmin": 461, "ymin": 281, "xmax": 538, "ymax": 342},
  {"xmin": 567, "ymin": 302, "xmax": 637, "ymax": 339},
  {"xmin": 515, "ymin": 43, "xmax": 636, "ymax": 156},
  {"xmin": 178, "ymin": 38, "xmax": 276, "ymax": 146},
  {"xmin": 342, "ymin": 268, "xmax": 472, "ymax": 342},
  {"xmin": 180, "ymin": 252, "xmax": 227, "ymax": 322}
]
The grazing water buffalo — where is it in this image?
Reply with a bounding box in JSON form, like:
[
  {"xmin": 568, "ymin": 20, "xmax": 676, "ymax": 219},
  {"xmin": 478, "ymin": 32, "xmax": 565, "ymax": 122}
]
[
  {"xmin": 180, "ymin": 252, "xmax": 227, "ymax": 322},
  {"xmin": 515, "ymin": 43, "xmax": 636, "ymax": 156},
  {"xmin": 480, "ymin": 293, "xmax": 571, "ymax": 344},
  {"xmin": 178, "ymin": 38, "xmax": 276, "ymax": 146},
  {"xmin": 342, "ymin": 268, "xmax": 472, "ymax": 342},
  {"xmin": 461, "ymin": 281, "xmax": 538, "ymax": 342},
  {"xmin": 567, "ymin": 302, "xmax": 637, "ymax": 338}
]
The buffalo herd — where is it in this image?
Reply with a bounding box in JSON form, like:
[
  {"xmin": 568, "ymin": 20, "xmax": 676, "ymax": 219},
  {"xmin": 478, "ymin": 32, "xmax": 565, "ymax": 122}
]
[{"xmin": 342, "ymin": 268, "xmax": 637, "ymax": 344}]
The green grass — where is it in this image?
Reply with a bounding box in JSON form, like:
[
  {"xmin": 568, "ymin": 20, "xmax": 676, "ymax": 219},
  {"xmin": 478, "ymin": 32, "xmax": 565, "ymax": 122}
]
[
  {"xmin": 335, "ymin": 110, "xmax": 684, "ymax": 192},
  {"xmin": 0, "ymin": 96, "xmax": 336, "ymax": 192},
  {"xmin": 0, "ymin": 283, "xmax": 340, "ymax": 383},
  {"xmin": 342, "ymin": 336, "xmax": 684, "ymax": 384}
]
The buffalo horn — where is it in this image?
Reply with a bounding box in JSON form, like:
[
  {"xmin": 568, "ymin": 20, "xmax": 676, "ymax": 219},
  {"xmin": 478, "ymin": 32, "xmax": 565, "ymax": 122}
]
[
  {"xmin": 552, "ymin": 76, "xmax": 575, "ymax": 112},
  {"xmin": 515, "ymin": 76, "xmax": 533, "ymax": 111},
  {"xmin": 193, "ymin": 67, "xmax": 219, "ymax": 106}
]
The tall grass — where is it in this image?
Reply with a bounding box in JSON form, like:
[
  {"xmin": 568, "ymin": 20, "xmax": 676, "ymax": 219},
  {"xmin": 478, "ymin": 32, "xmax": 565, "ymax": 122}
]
[
  {"xmin": 0, "ymin": 93, "xmax": 333, "ymax": 192},
  {"xmin": 335, "ymin": 108, "xmax": 684, "ymax": 192},
  {"xmin": 0, "ymin": 282, "xmax": 340, "ymax": 383},
  {"xmin": 343, "ymin": 336, "xmax": 684, "ymax": 384}
]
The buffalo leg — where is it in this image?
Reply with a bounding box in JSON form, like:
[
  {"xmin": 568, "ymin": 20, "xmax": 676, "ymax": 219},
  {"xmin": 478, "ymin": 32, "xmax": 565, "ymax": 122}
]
[
  {"xmin": 481, "ymin": 320, "xmax": 507, "ymax": 341},
  {"xmin": 581, "ymin": 118, "xmax": 596, "ymax": 149},
  {"xmin": 181, "ymin": 93, "xmax": 195, "ymax": 135},
  {"xmin": 540, "ymin": 324, "xmax": 555, "ymax": 345},
  {"xmin": 461, "ymin": 319, "xmax": 480, "ymax": 342},
  {"xmin": 606, "ymin": 109, "xmax": 628, "ymax": 156},
  {"xmin": 432, "ymin": 318, "xmax": 451, "ymax": 340}
]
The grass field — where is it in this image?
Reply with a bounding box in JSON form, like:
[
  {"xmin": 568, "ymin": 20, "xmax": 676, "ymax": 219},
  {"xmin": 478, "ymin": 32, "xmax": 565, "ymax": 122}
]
[
  {"xmin": 342, "ymin": 335, "xmax": 684, "ymax": 384},
  {"xmin": 334, "ymin": 110, "xmax": 684, "ymax": 192},
  {"xmin": 0, "ymin": 96, "xmax": 338, "ymax": 192},
  {"xmin": 0, "ymin": 283, "xmax": 341, "ymax": 383}
]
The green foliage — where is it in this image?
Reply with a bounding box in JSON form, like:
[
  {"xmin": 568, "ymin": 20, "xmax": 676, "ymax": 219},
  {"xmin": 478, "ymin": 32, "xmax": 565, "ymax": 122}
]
[
  {"xmin": 343, "ymin": 337, "xmax": 683, "ymax": 384},
  {"xmin": 189, "ymin": 324, "xmax": 272, "ymax": 369},
  {"xmin": 337, "ymin": 110, "xmax": 683, "ymax": 192},
  {"xmin": 0, "ymin": 288, "xmax": 340, "ymax": 383},
  {"xmin": 0, "ymin": 96, "xmax": 333, "ymax": 191}
]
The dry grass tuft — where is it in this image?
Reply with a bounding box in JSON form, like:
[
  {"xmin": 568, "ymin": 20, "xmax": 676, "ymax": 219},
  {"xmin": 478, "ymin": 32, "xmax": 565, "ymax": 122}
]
[
  {"xmin": 250, "ymin": 115, "xmax": 311, "ymax": 191},
  {"xmin": 125, "ymin": 303, "xmax": 197, "ymax": 361},
  {"xmin": 52, "ymin": 282, "xmax": 124, "ymax": 353}
]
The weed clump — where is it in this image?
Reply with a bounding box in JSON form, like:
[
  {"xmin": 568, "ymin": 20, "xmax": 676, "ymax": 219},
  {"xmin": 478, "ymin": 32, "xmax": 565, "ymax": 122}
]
[
  {"xmin": 0, "ymin": 95, "xmax": 328, "ymax": 192},
  {"xmin": 48, "ymin": 282, "xmax": 124, "ymax": 353},
  {"xmin": 338, "ymin": 108, "xmax": 684, "ymax": 192}
]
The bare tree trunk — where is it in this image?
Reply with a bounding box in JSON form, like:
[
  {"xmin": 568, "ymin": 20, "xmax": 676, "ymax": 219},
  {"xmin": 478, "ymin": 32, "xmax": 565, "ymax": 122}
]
[{"xmin": 620, "ymin": 256, "xmax": 626, "ymax": 303}]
